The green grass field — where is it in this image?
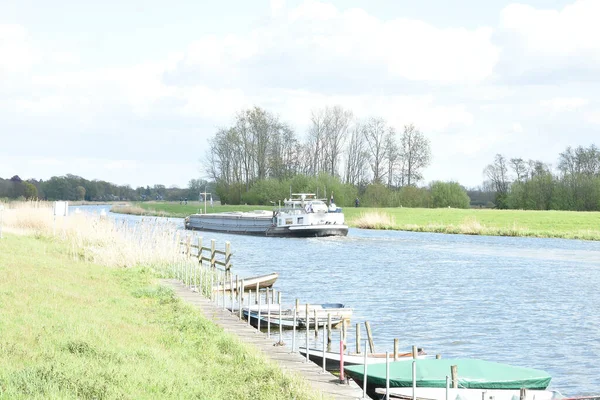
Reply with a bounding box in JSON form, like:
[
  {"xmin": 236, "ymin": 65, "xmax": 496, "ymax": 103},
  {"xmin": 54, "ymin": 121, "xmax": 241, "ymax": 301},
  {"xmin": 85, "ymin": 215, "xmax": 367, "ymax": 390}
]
[
  {"xmin": 351, "ymin": 207, "xmax": 600, "ymax": 240},
  {"xmin": 0, "ymin": 234, "xmax": 321, "ymax": 399},
  {"xmin": 127, "ymin": 202, "xmax": 600, "ymax": 240}
]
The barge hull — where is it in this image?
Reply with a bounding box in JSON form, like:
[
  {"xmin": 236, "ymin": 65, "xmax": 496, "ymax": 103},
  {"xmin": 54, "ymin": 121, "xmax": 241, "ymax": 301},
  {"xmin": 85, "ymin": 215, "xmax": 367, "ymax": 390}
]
[{"xmin": 185, "ymin": 224, "xmax": 348, "ymax": 237}]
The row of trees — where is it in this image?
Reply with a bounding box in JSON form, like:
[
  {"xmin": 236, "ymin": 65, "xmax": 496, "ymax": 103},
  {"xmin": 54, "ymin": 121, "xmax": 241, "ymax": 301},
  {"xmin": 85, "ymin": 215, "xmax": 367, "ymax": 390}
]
[
  {"xmin": 214, "ymin": 172, "xmax": 469, "ymax": 209},
  {"xmin": 0, "ymin": 174, "xmax": 211, "ymax": 202},
  {"xmin": 1, "ymin": 172, "xmax": 470, "ymax": 209},
  {"xmin": 484, "ymin": 144, "xmax": 600, "ymax": 211},
  {"xmin": 207, "ymin": 106, "xmax": 432, "ymax": 202}
]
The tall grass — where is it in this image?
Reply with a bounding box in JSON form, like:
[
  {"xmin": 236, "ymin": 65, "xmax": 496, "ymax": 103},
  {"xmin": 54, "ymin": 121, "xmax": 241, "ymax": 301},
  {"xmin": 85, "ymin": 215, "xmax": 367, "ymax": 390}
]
[
  {"xmin": 111, "ymin": 204, "xmax": 168, "ymax": 217},
  {"xmin": 2, "ymin": 200, "xmax": 182, "ymax": 269},
  {"xmin": 353, "ymin": 211, "xmax": 396, "ymax": 229}
]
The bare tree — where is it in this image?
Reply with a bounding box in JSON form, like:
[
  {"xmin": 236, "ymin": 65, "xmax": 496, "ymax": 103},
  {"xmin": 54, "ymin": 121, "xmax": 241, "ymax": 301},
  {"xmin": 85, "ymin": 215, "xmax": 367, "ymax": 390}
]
[
  {"xmin": 344, "ymin": 123, "xmax": 369, "ymax": 185},
  {"xmin": 269, "ymin": 123, "xmax": 299, "ymax": 180},
  {"xmin": 510, "ymin": 158, "xmax": 528, "ymax": 183},
  {"xmin": 558, "ymin": 145, "xmax": 600, "ymax": 176},
  {"xmin": 323, "ymin": 106, "xmax": 352, "ymax": 177},
  {"xmin": 483, "ymin": 153, "xmax": 510, "ymax": 208},
  {"xmin": 363, "ymin": 117, "xmax": 391, "ymax": 184},
  {"xmin": 384, "ymin": 130, "xmax": 400, "ymax": 188},
  {"xmin": 306, "ymin": 109, "xmax": 327, "ymax": 176},
  {"xmin": 399, "ymin": 124, "xmax": 431, "ymax": 186}
]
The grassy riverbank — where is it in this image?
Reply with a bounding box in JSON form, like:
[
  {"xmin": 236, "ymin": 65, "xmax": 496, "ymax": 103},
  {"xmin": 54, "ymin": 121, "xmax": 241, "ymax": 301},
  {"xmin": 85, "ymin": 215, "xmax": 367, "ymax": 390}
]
[
  {"xmin": 0, "ymin": 204, "xmax": 322, "ymax": 399},
  {"xmin": 347, "ymin": 207, "xmax": 600, "ymax": 240},
  {"xmin": 124, "ymin": 201, "xmax": 600, "ymax": 241}
]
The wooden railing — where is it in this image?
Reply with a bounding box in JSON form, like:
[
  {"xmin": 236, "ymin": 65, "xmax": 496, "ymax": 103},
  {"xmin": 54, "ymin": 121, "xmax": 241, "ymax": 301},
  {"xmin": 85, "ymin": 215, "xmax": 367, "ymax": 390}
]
[{"xmin": 180, "ymin": 236, "xmax": 232, "ymax": 271}]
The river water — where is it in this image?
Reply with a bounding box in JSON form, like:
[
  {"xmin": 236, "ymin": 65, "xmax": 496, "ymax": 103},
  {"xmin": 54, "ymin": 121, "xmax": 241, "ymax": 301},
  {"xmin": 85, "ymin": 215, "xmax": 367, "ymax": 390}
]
[{"xmin": 76, "ymin": 205, "xmax": 600, "ymax": 395}]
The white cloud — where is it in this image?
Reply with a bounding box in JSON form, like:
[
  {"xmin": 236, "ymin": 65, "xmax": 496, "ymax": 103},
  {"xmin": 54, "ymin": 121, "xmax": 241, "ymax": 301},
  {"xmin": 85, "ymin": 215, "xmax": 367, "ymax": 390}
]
[
  {"xmin": 512, "ymin": 122, "xmax": 523, "ymax": 133},
  {"xmin": 180, "ymin": 86, "xmax": 249, "ymax": 119},
  {"xmin": 500, "ymin": 1, "xmax": 599, "ymax": 56},
  {"xmin": 498, "ymin": 0, "xmax": 600, "ymax": 78},
  {"xmin": 14, "ymin": 96, "xmax": 66, "ymax": 115},
  {"xmin": 178, "ymin": 1, "xmax": 499, "ymax": 85},
  {"xmin": 270, "ymin": 0, "xmax": 286, "ymax": 17},
  {"xmin": 540, "ymin": 97, "xmax": 588, "ymax": 112},
  {"xmin": 0, "ymin": 24, "xmax": 38, "ymax": 73},
  {"xmin": 586, "ymin": 111, "xmax": 600, "ymax": 125}
]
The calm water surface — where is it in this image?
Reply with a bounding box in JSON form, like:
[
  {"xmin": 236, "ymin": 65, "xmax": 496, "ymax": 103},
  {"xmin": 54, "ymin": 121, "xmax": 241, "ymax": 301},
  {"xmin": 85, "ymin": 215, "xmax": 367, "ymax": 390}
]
[{"xmin": 78, "ymin": 205, "xmax": 600, "ymax": 395}]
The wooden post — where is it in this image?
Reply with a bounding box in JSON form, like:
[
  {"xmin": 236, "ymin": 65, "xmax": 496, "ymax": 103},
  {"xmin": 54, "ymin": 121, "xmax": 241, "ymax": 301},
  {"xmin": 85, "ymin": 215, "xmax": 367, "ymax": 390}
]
[
  {"xmin": 210, "ymin": 269, "xmax": 214, "ymax": 302},
  {"xmin": 412, "ymin": 345, "xmax": 418, "ymax": 359},
  {"xmin": 197, "ymin": 236, "xmax": 202, "ymax": 263},
  {"xmin": 341, "ymin": 320, "xmax": 347, "ymax": 351},
  {"xmin": 278, "ymin": 292, "xmax": 282, "ymax": 343},
  {"xmin": 356, "ymin": 323, "xmax": 361, "ymax": 354},
  {"xmin": 198, "ymin": 264, "xmax": 205, "ymax": 296},
  {"xmin": 233, "ymin": 275, "xmax": 238, "ymax": 312},
  {"xmin": 222, "ymin": 270, "xmax": 226, "ymax": 310},
  {"xmin": 365, "ymin": 321, "xmax": 375, "ymax": 353},
  {"xmin": 186, "ymin": 236, "xmax": 191, "ymax": 258},
  {"xmin": 225, "ymin": 241, "xmax": 231, "ymax": 272},
  {"xmin": 210, "ymin": 239, "xmax": 216, "ymax": 269},
  {"xmin": 327, "ymin": 314, "xmax": 332, "ymax": 350},
  {"xmin": 292, "ymin": 298, "xmax": 298, "ymax": 353},
  {"xmin": 394, "ymin": 339, "xmax": 399, "ymax": 361},
  {"xmin": 239, "ymin": 279, "xmax": 244, "ymax": 320},
  {"xmin": 451, "ymin": 365, "xmax": 458, "ymax": 389},
  {"xmin": 520, "ymin": 388, "xmax": 527, "ymax": 400},
  {"xmin": 247, "ymin": 290, "xmax": 252, "ymax": 327},
  {"xmin": 313, "ymin": 309, "xmax": 318, "ymax": 336},
  {"xmin": 257, "ymin": 288, "xmax": 262, "ymax": 332},
  {"xmin": 305, "ymin": 303, "xmax": 309, "ymax": 362},
  {"xmin": 267, "ymin": 288, "xmax": 271, "ymax": 338}
]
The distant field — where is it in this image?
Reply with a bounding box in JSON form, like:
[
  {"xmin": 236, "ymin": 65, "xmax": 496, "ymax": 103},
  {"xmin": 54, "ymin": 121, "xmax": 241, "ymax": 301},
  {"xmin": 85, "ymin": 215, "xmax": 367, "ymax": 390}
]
[
  {"xmin": 123, "ymin": 201, "xmax": 264, "ymax": 218},
  {"xmin": 126, "ymin": 202, "xmax": 600, "ymax": 240}
]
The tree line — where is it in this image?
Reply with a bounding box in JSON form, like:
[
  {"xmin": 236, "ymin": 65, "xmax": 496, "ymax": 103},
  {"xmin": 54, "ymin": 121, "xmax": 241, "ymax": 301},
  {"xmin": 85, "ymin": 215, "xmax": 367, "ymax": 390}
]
[
  {"xmin": 0, "ymin": 174, "xmax": 211, "ymax": 203},
  {"xmin": 483, "ymin": 144, "xmax": 600, "ymax": 211},
  {"xmin": 206, "ymin": 106, "xmax": 432, "ymax": 204}
]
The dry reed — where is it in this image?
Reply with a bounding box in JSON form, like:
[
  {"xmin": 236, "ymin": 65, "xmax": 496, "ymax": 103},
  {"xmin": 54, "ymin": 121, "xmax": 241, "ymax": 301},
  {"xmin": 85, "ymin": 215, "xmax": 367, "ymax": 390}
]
[
  {"xmin": 1, "ymin": 201, "xmax": 184, "ymax": 271},
  {"xmin": 352, "ymin": 211, "xmax": 396, "ymax": 229},
  {"xmin": 112, "ymin": 204, "xmax": 169, "ymax": 217}
]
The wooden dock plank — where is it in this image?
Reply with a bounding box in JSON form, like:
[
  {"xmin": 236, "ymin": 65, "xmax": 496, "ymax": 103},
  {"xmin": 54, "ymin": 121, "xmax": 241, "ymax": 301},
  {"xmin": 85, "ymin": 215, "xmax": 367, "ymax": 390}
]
[{"xmin": 161, "ymin": 279, "xmax": 366, "ymax": 400}]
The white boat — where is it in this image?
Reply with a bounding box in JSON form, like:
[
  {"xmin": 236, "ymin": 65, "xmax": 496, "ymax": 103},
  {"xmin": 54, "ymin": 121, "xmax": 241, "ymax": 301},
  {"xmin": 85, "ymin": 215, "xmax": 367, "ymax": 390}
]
[
  {"xmin": 213, "ymin": 273, "xmax": 279, "ymax": 292},
  {"xmin": 374, "ymin": 387, "xmax": 562, "ymax": 400},
  {"xmin": 242, "ymin": 303, "xmax": 352, "ymax": 330},
  {"xmin": 184, "ymin": 193, "xmax": 348, "ymax": 237},
  {"xmin": 299, "ymin": 347, "xmax": 428, "ymax": 371}
]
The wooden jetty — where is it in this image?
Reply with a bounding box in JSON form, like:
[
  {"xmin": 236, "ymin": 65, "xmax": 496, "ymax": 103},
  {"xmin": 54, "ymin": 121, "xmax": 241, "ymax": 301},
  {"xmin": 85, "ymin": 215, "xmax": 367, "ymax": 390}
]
[{"xmin": 161, "ymin": 279, "xmax": 366, "ymax": 399}]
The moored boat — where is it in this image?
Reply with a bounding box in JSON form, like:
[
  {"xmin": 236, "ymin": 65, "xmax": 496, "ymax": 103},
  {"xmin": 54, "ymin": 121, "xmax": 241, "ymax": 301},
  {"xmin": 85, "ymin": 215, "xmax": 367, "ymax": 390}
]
[
  {"xmin": 344, "ymin": 358, "xmax": 552, "ymax": 397},
  {"xmin": 184, "ymin": 193, "xmax": 348, "ymax": 237},
  {"xmin": 242, "ymin": 303, "xmax": 352, "ymax": 330},
  {"xmin": 213, "ymin": 272, "xmax": 279, "ymax": 292},
  {"xmin": 374, "ymin": 387, "xmax": 561, "ymax": 400},
  {"xmin": 298, "ymin": 347, "xmax": 428, "ymax": 371}
]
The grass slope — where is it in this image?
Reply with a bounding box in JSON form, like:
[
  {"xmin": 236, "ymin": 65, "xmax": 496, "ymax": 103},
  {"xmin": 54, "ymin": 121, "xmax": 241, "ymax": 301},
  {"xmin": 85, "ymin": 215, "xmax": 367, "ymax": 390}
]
[{"xmin": 0, "ymin": 234, "xmax": 321, "ymax": 400}]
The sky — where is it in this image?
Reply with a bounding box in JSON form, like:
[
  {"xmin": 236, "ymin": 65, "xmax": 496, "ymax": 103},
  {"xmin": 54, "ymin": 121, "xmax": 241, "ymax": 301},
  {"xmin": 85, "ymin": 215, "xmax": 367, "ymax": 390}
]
[{"xmin": 1, "ymin": 0, "xmax": 599, "ymax": 189}]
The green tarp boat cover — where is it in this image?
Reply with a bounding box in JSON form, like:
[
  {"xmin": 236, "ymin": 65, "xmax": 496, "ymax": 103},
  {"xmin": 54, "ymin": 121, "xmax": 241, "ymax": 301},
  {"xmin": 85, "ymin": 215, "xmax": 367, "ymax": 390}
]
[{"xmin": 344, "ymin": 358, "xmax": 551, "ymax": 390}]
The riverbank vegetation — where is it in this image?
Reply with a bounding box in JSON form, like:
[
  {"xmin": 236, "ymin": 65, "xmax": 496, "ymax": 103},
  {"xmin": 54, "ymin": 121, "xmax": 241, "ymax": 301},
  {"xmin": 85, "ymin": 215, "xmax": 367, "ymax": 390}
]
[
  {"xmin": 122, "ymin": 201, "xmax": 600, "ymax": 241},
  {"xmin": 0, "ymin": 203, "xmax": 323, "ymax": 399},
  {"xmin": 346, "ymin": 208, "xmax": 600, "ymax": 240}
]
